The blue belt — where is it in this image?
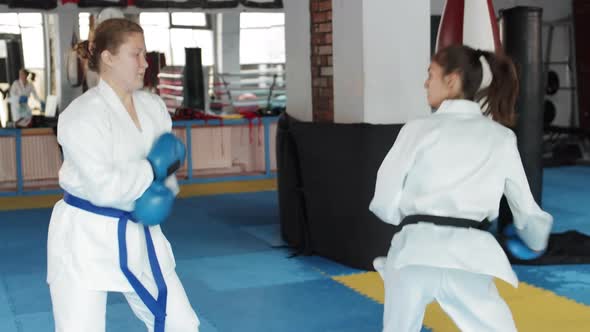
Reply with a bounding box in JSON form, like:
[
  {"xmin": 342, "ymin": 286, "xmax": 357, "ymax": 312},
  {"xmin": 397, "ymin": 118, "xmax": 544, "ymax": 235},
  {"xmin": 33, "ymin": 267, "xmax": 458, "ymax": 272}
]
[{"xmin": 63, "ymin": 192, "xmax": 167, "ymax": 332}]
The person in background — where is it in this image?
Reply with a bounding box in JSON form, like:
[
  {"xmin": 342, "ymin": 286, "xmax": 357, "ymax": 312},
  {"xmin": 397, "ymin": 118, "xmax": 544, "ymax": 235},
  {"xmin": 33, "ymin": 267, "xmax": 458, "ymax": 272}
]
[{"xmin": 9, "ymin": 68, "xmax": 44, "ymax": 127}]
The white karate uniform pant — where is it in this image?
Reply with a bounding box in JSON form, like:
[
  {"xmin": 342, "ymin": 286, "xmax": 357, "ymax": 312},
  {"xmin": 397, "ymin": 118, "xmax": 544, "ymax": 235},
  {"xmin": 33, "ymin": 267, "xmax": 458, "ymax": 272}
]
[
  {"xmin": 382, "ymin": 264, "xmax": 517, "ymax": 332},
  {"xmin": 49, "ymin": 267, "xmax": 200, "ymax": 332}
]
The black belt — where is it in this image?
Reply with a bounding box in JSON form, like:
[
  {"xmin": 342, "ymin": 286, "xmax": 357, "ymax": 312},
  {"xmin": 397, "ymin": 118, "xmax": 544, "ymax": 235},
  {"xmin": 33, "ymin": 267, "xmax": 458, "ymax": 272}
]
[{"xmin": 400, "ymin": 214, "xmax": 492, "ymax": 230}]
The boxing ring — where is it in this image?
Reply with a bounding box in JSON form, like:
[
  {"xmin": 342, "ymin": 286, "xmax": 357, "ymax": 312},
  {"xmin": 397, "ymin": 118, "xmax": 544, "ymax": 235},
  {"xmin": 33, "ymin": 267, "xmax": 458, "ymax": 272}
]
[{"xmin": 0, "ymin": 116, "xmax": 278, "ymax": 197}]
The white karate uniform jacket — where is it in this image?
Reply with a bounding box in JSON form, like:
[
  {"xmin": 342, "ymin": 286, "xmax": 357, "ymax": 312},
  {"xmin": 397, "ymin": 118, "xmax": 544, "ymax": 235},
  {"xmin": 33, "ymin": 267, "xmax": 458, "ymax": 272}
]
[
  {"xmin": 369, "ymin": 99, "xmax": 553, "ymax": 287},
  {"xmin": 47, "ymin": 79, "xmax": 179, "ymax": 291},
  {"xmin": 9, "ymin": 79, "xmax": 41, "ymax": 122}
]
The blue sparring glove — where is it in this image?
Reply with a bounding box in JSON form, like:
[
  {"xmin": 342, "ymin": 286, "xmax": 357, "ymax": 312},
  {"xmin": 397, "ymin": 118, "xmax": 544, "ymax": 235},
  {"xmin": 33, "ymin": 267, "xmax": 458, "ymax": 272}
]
[
  {"xmin": 19, "ymin": 95, "xmax": 28, "ymax": 104},
  {"xmin": 133, "ymin": 182, "xmax": 175, "ymax": 226},
  {"xmin": 503, "ymin": 224, "xmax": 545, "ymax": 260},
  {"xmin": 147, "ymin": 133, "xmax": 186, "ymax": 181},
  {"xmin": 503, "ymin": 223, "xmax": 518, "ymax": 238}
]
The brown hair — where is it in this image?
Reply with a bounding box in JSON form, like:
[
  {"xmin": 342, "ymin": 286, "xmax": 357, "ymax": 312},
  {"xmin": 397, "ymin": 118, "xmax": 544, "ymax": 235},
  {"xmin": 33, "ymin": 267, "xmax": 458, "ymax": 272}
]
[
  {"xmin": 74, "ymin": 40, "xmax": 91, "ymax": 61},
  {"xmin": 433, "ymin": 45, "xmax": 519, "ymax": 127},
  {"xmin": 87, "ymin": 18, "xmax": 143, "ymax": 72}
]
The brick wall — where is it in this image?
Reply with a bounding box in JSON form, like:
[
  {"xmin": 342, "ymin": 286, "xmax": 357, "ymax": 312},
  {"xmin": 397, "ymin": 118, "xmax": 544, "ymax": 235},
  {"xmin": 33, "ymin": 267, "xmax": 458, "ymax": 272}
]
[{"xmin": 310, "ymin": 0, "xmax": 333, "ymax": 122}]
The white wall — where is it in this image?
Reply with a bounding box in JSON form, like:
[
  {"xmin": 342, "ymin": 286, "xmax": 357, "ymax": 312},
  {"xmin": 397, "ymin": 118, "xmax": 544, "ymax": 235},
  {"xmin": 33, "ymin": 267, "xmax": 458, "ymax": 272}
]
[
  {"xmin": 332, "ymin": 0, "xmax": 364, "ymax": 123},
  {"xmin": 332, "ymin": 0, "xmax": 431, "ymax": 124},
  {"xmin": 215, "ymin": 12, "xmax": 240, "ymax": 74},
  {"xmin": 53, "ymin": 4, "xmax": 83, "ymax": 110},
  {"xmin": 283, "ymin": 0, "xmax": 313, "ymax": 122},
  {"xmin": 363, "ymin": 0, "xmax": 431, "ymax": 124}
]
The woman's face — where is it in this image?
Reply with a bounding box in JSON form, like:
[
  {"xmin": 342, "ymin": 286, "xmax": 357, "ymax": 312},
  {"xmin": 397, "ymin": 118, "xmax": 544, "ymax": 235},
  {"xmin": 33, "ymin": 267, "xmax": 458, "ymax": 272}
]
[
  {"xmin": 19, "ymin": 70, "xmax": 27, "ymax": 83},
  {"xmin": 102, "ymin": 32, "xmax": 148, "ymax": 92},
  {"xmin": 424, "ymin": 61, "xmax": 461, "ymax": 110}
]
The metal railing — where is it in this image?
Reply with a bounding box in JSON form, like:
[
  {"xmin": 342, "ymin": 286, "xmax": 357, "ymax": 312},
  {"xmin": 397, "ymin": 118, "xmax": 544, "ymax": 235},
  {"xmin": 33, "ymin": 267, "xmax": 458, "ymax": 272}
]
[{"xmin": 0, "ymin": 116, "xmax": 278, "ymax": 197}]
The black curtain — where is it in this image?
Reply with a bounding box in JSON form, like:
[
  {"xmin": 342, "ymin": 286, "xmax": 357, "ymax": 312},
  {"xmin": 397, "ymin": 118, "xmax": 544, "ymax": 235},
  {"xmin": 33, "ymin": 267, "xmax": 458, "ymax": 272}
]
[{"xmin": 8, "ymin": 0, "xmax": 57, "ymax": 9}]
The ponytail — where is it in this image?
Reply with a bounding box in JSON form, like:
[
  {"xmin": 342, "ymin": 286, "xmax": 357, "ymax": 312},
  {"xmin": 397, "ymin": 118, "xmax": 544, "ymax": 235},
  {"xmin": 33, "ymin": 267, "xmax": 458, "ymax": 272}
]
[
  {"xmin": 74, "ymin": 40, "xmax": 91, "ymax": 61},
  {"xmin": 433, "ymin": 45, "xmax": 519, "ymax": 128},
  {"xmin": 476, "ymin": 51, "xmax": 519, "ymax": 127}
]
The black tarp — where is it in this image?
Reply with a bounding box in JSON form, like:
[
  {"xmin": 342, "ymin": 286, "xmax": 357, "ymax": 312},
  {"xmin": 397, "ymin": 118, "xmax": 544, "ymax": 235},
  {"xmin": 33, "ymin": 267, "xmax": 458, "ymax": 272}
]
[{"xmin": 277, "ymin": 113, "xmax": 403, "ymax": 269}]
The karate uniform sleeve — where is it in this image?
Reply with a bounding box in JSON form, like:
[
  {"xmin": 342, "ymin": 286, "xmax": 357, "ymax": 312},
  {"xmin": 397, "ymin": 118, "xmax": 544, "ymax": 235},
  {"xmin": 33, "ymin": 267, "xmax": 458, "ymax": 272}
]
[
  {"xmin": 9, "ymin": 81, "xmax": 19, "ymax": 104},
  {"xmin": 29, "ymin": 83, "xmax": 41, "ymax": 102},
  {"xmin": 503, "ymin": 132, "xmax": 553, "ymax": 251},
  {"xmin": 58, "ymin": 113, "xmax": 154, "ymax": 207},
  {"xmin": 369, "ymin": 123, "xmax": 419, "ymax": 225}
]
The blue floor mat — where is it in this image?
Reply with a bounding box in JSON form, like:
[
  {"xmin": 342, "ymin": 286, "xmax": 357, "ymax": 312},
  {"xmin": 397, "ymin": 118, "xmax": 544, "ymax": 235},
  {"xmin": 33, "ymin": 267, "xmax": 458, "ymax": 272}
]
[
  {"xmin": 15, "ymin": 311, "xmax": 53, "ymax": 332},
  {"xmin": 0, "ymin": 318, "xmax": 17, "ymax": 332},
  {"xmin": 198, "ymin": 279, "xmax": 382, "ymax": 332},
  {"xmin": 543, "ymin": 186, "xmax": 589, "ymax": 215},
  {"xmin": 514, "ymin": 264, "xmax": 590, "ymax": 306},
  {"xmin": 295, "ymin": 255, "xmax": 364, "ymax": 277},
  {"xmin": 0, "ymin": 167, "xmax": 588, "ymax": 331},
  {"xmin": 0, "ymin": 211, "xmax": 50, "ymax": 252},
  {"xmin": 176, "ymin": 249, "xmax": 328, "ymax": 291},
  {"xmin": 240, "ymin": 224, "xmax": 287, "ymax": 247},
  {"xmin": 546, "ymin": 207, "xmax": 590, "ymax": 235},
  {"xmin": 0, "ymin": 246, "xmax": 47, "ymax": 275},
  {"xmin": 174, "ymin": 191, "xmax": 279, "ymax": 226},
  {"xmin": 165, "ymin": 221, "xmax": 271, "ymax": 260},
  {"xmin": 543, "ymin": 166, "xmax": 590, "ymax": 191},
  {"xmin": 0, "ymin": 279, "xmax": 12, "ymax": 319},
  {"xmin": 2, "ymin": 273, "xmax": 51, "ymax": 316}
]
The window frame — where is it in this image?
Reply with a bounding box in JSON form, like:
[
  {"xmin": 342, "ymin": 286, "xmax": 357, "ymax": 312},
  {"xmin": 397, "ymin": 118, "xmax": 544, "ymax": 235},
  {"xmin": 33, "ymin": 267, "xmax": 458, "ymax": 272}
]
[{"xmin": 169, "ymin": 12, "xmax": 212, "ymax": 30}]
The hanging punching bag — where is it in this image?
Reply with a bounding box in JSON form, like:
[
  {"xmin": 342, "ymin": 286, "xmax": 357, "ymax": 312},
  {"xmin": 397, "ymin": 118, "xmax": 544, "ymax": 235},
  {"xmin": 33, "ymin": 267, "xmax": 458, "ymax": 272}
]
[
  {"xmin": 501, "ymin": 7, "xmax": 545, "ymax": 204},
  {"xmin": 435, "ymin": 0, "xmax": 501, "ymax": 53},
  {"xmin": 183, "ymin": 48, "xmax": 206, "ymax": 111}
]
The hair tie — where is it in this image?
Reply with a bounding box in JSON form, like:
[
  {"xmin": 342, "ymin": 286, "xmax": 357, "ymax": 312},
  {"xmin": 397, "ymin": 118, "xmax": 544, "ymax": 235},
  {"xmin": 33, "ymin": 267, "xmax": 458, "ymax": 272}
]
[{"xmin": 479, "ymin": 53, "xmax": 493, "ymax": 90}]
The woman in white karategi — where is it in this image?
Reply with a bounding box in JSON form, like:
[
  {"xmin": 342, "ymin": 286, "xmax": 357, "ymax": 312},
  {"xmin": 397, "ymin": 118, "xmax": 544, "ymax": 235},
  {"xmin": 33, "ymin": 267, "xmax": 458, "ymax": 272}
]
[
  {"xmin": 47, "ymin": 18, "xmax": 200, "ymax": 332},
  {"xmin": 9, "ymin": 68, "xmax": 43, "ymax": 127},
  {"xmin": 369, "ymin": 45, "xmax": 553, "ymax": 332}
]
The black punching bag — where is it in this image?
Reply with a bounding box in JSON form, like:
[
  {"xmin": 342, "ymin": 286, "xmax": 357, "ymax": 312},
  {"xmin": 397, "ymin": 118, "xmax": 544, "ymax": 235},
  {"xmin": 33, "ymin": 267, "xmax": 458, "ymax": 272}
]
[
  {"xmin": 5, "ymin": 39, "xmax": 24, "ymax": 84},
  {"xmin": 499, "ymin": 7, "xmax": 544, "ymax": 229},
  {"xmin": 431, "ymin": 15, "xmax": 441, "ymax": 56},
  {"xmin": 183, "ymin": 47, "xmax": 206, "ymax": 110}
]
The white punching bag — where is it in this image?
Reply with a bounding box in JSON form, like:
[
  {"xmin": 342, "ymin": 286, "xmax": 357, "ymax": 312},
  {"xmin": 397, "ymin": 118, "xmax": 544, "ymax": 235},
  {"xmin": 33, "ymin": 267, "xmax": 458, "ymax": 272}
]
[
  {"xmin": 436, "ymin": 0, "xmax": 502, "ymax": 92},
  {"xmin": 436, "ymin": 0, "xmax": 502, "ymax": 53}
]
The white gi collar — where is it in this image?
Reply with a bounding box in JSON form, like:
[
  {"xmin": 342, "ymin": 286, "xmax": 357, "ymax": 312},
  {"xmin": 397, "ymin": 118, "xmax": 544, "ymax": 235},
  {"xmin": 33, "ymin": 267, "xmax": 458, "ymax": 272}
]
[
  {"xmin": 434, "ymin": 99, "xmax": 483, "ymax": 116},
  {"xmin": 96, "ymin": 79, "xmax": 132, "ymax": 118}
]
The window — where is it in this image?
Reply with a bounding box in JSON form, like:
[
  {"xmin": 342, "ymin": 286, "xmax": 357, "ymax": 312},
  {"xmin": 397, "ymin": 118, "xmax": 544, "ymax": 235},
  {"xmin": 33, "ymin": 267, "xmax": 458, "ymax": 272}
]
[
  {"xmin": 0, "ymin": 14, "xmax": 20, "ymax": 34},
  {"xmin": 171, "ymin": 12, "xmax": 209, "ymax": 28},
  {"xmin": 170, "ymin": 28, "xmax": 213, "ymax": 66},
  {"xmin": 79, "ymin": 12, "xmax": 90, "ymax": 40},
  {"xmin": 140, "ymin": 12, "xmax": 172, "ymax": 63},
  {"xmin": 140, "ymin": 12, "xmax": 213, "ymax": 66},
  {"xmin": 0, "ymin": 13, "xmax": 45, "ymax": 126},
  {"xmin": 240, "ymin": 12, "xmax": 285, "ymax": 65},
  {"xmin": 0, "ymin": 13, "xmax": 45, "ymax": 69}
]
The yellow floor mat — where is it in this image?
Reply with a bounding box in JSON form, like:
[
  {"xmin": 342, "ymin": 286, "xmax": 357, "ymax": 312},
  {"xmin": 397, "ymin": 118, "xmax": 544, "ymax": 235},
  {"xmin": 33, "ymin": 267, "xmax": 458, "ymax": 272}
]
[
  {"xmin": 177, "ymin": 179, "xmax": 277, "ymax": 198},
  {"xmin": 333, "ymin": 271, "xmax": 590, "ymax": 332},
  {"xmin": 0, "ymin": 179, "xmax": 277, "ymax": 211}
]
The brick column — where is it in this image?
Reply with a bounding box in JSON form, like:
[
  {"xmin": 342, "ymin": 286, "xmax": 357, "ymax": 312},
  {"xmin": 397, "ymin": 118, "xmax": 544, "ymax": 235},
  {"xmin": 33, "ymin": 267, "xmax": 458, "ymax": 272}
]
[{"xmin": 310, "ymin": 0, "xmax": 333, "ymax": 122}]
